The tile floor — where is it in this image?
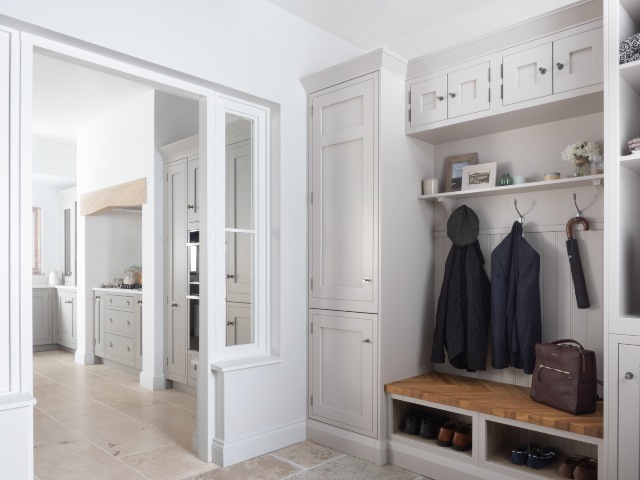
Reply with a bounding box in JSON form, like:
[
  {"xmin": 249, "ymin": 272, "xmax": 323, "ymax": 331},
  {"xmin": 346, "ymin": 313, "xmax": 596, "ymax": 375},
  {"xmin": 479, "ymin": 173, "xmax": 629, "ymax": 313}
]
[{"xmin": 33, "ymin": 350, "xmax": 428, "ymax": 480}]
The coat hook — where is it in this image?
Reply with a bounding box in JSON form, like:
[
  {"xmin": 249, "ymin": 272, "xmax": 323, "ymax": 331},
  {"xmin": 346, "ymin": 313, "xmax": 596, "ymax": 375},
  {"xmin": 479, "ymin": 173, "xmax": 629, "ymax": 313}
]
[
  {"xmin": 573, "ymin": 193, "xmax": 584, "ymax": 218},
  {"xmin": 514, "ymin": 199, "xmax": 525, "ymax": 224}
]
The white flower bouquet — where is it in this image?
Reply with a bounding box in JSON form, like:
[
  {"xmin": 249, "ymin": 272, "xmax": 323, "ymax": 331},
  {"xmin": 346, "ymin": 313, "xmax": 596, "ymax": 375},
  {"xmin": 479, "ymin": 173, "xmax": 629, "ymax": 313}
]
[{"xmin": 561, "ymin": 140, "xmax": 600, "ymax": 162}]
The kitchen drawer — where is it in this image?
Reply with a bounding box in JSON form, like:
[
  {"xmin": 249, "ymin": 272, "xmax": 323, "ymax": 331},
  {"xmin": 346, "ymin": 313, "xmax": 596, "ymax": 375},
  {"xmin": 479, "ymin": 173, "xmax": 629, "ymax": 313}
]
[
  {"xmin": 105, "ymin": 293, "xmax": 135, "ymax": 310},
  {"xmin": 105, "ymin": 332, "xmax": 135, "ymax": 366},
  {"xmin": 105, "ymin": 308, "xmax": 135, "ymax": 336}
]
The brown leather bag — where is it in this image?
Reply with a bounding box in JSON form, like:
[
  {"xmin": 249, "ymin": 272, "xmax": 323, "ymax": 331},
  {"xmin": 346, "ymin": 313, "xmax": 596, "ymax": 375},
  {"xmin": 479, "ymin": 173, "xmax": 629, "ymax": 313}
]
[{"xmin": 530, "ymin": 339, "xmax": 598, "ymax": 415}]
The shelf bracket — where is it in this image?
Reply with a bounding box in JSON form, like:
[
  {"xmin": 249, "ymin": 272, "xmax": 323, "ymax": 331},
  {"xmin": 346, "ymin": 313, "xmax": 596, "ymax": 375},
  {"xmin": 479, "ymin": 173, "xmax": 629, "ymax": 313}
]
[
  {"xmin": 591, "ymin": 177, "xmax": 604, "ymax": 193},
  {"xmin": 436, "ymin": 197, "xmax": 456, "ymax": 216}
]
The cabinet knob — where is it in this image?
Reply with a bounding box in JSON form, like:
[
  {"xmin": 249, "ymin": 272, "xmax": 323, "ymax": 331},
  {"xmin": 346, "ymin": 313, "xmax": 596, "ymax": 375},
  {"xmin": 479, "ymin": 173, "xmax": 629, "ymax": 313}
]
[
  {"xmin": 108, "ymin": 342, "xmax": 113, "ymax": 347},
  {"xmin": 95, "ymin": 295, "xmax": 101, "ymax": 299},
  {"xmin": 625, "ymin": 372, "xmax": 634, "ymax": 380},
  {"xmin": 226, "ymin": 321, "xmax": 235, "ymax": 326},
  {"xmin": 126, "ymin": 321, "xmax": 131, "ymax": 326},
  {"xmin": 436, "ymin": 95, "xmax": 444, "ymax": 101},
  {"xmin": 538, "ymin": 67, "xmax": 547, "ymax": 74},
  {"xmin": 126, "ymin": 300, "xmax": 130, "ymax": 305},
  {"xmin": 362, "ymin": 278, "xmax": 372, "ymax": 284},
  {"xmin": 448, "ymin": 92, "xmax": 456, "ymax": 98},
  {"xmin": 187, "ymin": 204, "xmax": 194, "ymax": 209},
  {"xmin": 556, "ymin": 62, "xmax": 564, "ymax": 70},
  {"xmin": 363, "ymin": 339, "xmax": 371, "ymax": 343},
  {"xmin": 171, "ymin": 302, "xmax": 178, "ymax": 308},
  {"xmin": 125, "ymin": 346, "xmax": 131, "ymax": 352},
  {"xmin": 137, "ymin": 299, "xmax": 142, "ymax": 304},
  {"xmin": 64, "ymin": 300, "xmax": 73, "ymax": 304},
  {"xmin": 226, "ymin": 274, "xmax": 235, "ymax": 279},
  {"xmin": 109, "ymin": 318, "xmax": 113, "ymax": 323}
]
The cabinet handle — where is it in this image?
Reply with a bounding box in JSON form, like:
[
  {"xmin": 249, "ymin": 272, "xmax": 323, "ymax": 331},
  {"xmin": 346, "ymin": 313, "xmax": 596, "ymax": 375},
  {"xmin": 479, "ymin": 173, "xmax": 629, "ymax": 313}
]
[
  {"xmin": 538, "ymin": 67, "xmax": 547, "ymax": 74},
  {"xmin": 171, "ymin": 302, "xmax": 178, "ymax": 308},
  {"xmin": 108, "ymin": 342, "xmax": 113, "ymax": 347},
  {"xmin": 109, "ymin": 318, "xmax": 113, "ymax": 323},
  {"xmin": 109, "ymin": 298, "xmax": 113, "ymax": 303},
  {"xmin": 195, "ymin": 365, "xmax": 197, "ymax": 371},
  {"xmin": 187, "ymin": 204, "xmax": 194, "ymax": 209},
  {"xmin": 226, "ymin": 321, "xmax": 234, "ymax": 326},
  {"xmin": 362, "ymin": 278, "xmax": 372, "ymax": 284},
  {"xmin": 448, "ymin": 92, "xmax": 456, "ymax": 98},
  {"xmin": 125, "ymin": 346, "xmax": 131, "ymax": 352},
  {"xmin": 556, "ymin": 62, "xmax": 564, "ymax": 70},
  {"xmin": 226, "ymin": 274, "xmax": 235, "ymax": 279},
  {"xmin": 137, "ymin": 299, "xmax": 142, "ymax": 304},
  {"xmin": 64, "ymin": 300, "xmax": 73, "ymax": 304},
  {"xmin": 363, "ymin": 339, "xmax": 371, "ymax": 343},
  {"xmin": 126, "ymin": 300, "xmax": 130, "ymax": 305},
  {"xmin": 95, "ymin": 295, "xmax": 101, "ymax": 299},
  {"xmin": 126, "ymin": 321, "xmax": 131, "ymax": 326},
  {"xmin": 436, "ymin": 95, "xmax": 444, "ymax": 101},
  {"xmin": 625, "ymin": 372, "xmax": 634, "ymax": 379}
]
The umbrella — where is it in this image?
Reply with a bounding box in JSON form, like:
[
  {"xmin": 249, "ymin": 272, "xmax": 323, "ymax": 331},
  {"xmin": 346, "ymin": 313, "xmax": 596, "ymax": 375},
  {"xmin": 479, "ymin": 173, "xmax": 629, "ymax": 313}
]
[{"xmin": 566, "ymin": 216, "xmax": 590, "ymax": 309}]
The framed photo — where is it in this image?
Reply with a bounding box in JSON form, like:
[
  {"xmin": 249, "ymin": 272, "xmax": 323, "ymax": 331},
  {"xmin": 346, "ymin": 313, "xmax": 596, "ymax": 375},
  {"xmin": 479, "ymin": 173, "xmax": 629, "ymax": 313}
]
[
  {"xmin": 444, "ymin": 153, "xmax": 478, "ymax": 192},
  {"xmin": 461, "ymin": 162, "xmax": 497, "ymax": 190}
]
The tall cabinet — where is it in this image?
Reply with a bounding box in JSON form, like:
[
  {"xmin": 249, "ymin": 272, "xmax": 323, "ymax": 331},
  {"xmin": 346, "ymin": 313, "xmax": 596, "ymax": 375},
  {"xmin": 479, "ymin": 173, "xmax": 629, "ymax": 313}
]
[
  {"xmin": 302, "ymin": 51, "xmax": 433, "ymax": 463},
  {"xmin": 606, "ymin": 1, "xmax": 640, "ymax": 478},
  {"xmin": 160, "ymin": 135, "xmax": 200, "ymax": 388}
]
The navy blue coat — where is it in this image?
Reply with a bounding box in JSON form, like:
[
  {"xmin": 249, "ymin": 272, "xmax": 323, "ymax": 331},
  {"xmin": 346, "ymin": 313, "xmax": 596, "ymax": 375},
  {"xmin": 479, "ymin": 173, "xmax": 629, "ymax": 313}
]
[
  {"xmin": 432, "ymin": 241, "xmax": 491, "ymax": 371},
  {"xmin": 491, "ymin": 221, "xmax": 541, "ymax": 374}
]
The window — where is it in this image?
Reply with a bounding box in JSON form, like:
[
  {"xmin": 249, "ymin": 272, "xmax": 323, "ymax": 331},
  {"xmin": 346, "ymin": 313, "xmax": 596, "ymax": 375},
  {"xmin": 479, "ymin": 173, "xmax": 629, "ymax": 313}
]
[{"xmin": 32, "ymin": 207, "xmax": 42, "ymax": 274}]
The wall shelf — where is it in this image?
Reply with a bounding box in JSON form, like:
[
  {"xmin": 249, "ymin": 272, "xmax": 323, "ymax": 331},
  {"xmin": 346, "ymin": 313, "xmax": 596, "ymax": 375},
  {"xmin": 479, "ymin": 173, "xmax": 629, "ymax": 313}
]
[
  {"xmin": 619, "ymin": 59, "xmax": 640, "ymax": 95},
  {"xmin": 620, "ymin": 152, "xmax": 640, "ymax": 174}
]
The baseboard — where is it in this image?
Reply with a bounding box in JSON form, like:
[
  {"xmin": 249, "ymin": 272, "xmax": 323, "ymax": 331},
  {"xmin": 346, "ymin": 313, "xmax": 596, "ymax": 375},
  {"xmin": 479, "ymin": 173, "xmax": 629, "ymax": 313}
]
[
  {"xmin": 172, "ymin": 381, "xmax": 196, "ymax": 396},
  {"xmin": 212, "ymin": 420, "xmax": 306, "ymax": 467},
  {"xmin": 33, "ymin": 344, "xmax": 59, "ymax": 352},
  {"xmin": 306, "ymin": 419, "xmax": 387, "ymax": 465},
  {"xmin": 75, "ymin": 350, "xmax": 99, "ymax": 365},
  {"xmin": 139, "ymin": 371, "xmax": 166, "ymax": 391}
]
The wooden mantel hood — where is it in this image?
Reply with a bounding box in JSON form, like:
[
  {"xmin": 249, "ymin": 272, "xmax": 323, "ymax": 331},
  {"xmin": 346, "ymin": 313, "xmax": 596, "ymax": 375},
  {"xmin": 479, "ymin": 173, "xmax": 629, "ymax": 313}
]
[{"xmin": 80, "ymin": 178, "xmax": 147, "ymax": 216}]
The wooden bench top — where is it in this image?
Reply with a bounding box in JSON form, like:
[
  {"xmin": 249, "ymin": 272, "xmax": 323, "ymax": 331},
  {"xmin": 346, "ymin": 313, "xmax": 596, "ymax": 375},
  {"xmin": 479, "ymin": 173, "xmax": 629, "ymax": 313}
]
[{"xmin": 384, "ymin": 372, "xmax": 603, "ymax": 439}]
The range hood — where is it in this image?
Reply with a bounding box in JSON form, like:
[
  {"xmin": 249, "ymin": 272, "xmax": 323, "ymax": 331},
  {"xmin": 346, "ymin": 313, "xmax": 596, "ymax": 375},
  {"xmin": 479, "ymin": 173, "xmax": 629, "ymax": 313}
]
[{"xmin": 79, "ymin": 178, "xmax": 146, "ymax": 216}]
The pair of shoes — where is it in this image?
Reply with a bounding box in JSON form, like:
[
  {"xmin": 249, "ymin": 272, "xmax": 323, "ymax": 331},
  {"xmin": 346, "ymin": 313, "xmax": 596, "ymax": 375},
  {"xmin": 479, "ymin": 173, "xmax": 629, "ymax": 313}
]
[
  {"xmin": 402, "ymin": 411, "xmax": 422, "ymax": 435},
  {"xmin": 558, "ymin": 456, "xmax": 597, "ymax": 479},
  {"xmin": 419, "ymin": 415, "xmax": 446, "ymax": 440},
  {"xmin": 527, "ymin": 447, "xmax": 559, "ymax": 469},
  {"xmin": 436, "ymin": 420, "xmax": 472, "ymax": 451},
  {"xmin": 510, "ymin": 443, "xmax": 539, "ymax": 465}
]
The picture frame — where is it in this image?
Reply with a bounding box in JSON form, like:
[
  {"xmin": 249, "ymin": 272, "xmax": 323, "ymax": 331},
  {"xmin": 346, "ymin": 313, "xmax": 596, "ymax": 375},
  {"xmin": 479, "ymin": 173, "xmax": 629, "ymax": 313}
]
[
  {"xmin": 444, "ymin": 153, "xmax": 478, "ymax": 192},
  {"xmin": 461, "ymin": 162, "xmax": 497, "ymax": 190}
]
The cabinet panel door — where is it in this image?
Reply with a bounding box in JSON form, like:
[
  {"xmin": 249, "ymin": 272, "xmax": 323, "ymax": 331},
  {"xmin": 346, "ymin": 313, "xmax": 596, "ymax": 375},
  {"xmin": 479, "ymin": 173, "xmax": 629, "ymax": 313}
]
[
  {"xmin": 61, "ymin": 201, "xmax": 76, "ymax": 286},
  {"xmin": 410, "ymin": 75, "xmax": 447, "ymax": 126},
  {"xmin": 94, "ymin": 293, "xmax": 104, "ymax": 357},
  {"xmin": 32, "ymin": 289, "xmax": 52, "ymax": 345},
  {"xmin": 225, "ymin": 302, "xmax": 253, "ymax": 346},
  {"xmin": 56, "ymin": 291, "xmax": 76, "ymax": 349},
  {"xmin": 309, "ymin": 310, "xmax": 377, "ymax": 436},
  {"xmin": 447, "ymin": 62, "xmax": 491, "ymax": 118},
  {"xmin": 503, "ymin": 44, "xmax": 552, "ymax": 105},
  {"xmin": 165, "ymin": 161, "xmax": 188, "ymax": 384},
  {"xmin": 619, "ymin": 344, "xmax": 640, "ymax": 479},
  {"xmin": 135, "ymin": 296, "xmax": 143, "ymax": 369},
  {"xmin": 553, "ymin": 28, "xmax": 603, "ymax": 94},
  {"xmin": 310, "ymin": 77, "xmax": 378, "ymax": 313},
  {"xmin": 187, "ymin": 157, "xmax": 200, "ymax": 225}
]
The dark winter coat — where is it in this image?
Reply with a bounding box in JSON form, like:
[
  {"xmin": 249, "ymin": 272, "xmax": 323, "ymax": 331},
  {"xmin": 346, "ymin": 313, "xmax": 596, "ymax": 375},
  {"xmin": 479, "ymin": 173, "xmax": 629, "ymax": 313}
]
[
  {"xmin": 490, "ymin": 221, "xmax": 542, "ymax": 374},
  {"xmin": 431, "ymin": 240, "xmax": 491, "ymax": 371}
]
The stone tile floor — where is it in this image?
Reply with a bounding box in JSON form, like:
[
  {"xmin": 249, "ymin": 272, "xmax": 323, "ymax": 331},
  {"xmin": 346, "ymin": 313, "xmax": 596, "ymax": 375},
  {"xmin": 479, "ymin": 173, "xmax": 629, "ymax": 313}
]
[{"xmin": 33, "ymin": 350, "xmax": 428, "ymax": 480}]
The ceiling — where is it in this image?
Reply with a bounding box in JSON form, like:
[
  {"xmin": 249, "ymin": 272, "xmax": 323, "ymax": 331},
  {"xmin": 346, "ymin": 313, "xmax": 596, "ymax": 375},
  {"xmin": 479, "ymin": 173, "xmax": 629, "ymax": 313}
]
[
  {"xmin": 33, "ymin": 53, "xmax": 152, "ymax": 145},
  {"xmin": 263, "ymin": 0, "xmax": 501, "ymax": 51}
]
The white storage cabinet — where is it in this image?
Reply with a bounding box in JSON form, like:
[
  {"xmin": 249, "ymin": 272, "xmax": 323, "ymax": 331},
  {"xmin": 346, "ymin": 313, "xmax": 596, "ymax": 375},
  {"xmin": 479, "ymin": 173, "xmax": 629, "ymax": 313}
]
[
  {"xmin": 32, "ymin": 288, "xmax": 53, "ymax": 346},
  {"xmin": 55, "ymin": 287, "xmax": 77, "ymax": 349}
]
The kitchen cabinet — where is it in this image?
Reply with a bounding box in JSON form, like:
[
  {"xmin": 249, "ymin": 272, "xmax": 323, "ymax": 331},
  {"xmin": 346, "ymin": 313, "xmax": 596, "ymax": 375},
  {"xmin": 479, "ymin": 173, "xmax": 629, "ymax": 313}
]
[
  {"xmin": 32, "ymin": 288, "xmax": 53, "ymax": 346},
  {"xmin": 56, "ymin": 288, "xmax": 77, "ymax": 349},
  {"xmin": 409, "ymin": 75, "xmax": 447, "ymax": 125},
  {"xmin": 135, "ymin": 295, "xmax": 143, "ymax": 369},
  {"xmin": 188, "ymin": 351, "xmax": 198, "ymax": 388},
  {"xmin": 225, "ymin": 302, "xmax": 252, "ymax": 346},
  {"xmin": 309, "ymin": 309, "xmax": 377, "ymax": 436},
  {"xmin": 617, "ymin": 343, "xmax": 640, "ymax": 480},
  {"xmin": 502, "ymin": 44, "xmax": 552, "ymax": 105},
  {"xmin": 94, "ymin": 291, "xmax": 104, "ymax": 357},
  {"xmin": 100, "ymin": 291, "xmax": 140, "ymax": 369}
]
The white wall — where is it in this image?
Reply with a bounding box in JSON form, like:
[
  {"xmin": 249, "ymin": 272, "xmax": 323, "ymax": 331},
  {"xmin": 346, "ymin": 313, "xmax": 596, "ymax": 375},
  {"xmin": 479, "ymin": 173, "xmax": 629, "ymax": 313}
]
[
  {"xmin": 32, "ymin": 184, "xmax": 63, "ymax": 284},
  {"xmin": 32, "ymin": 137, "xmax": 76, "ymax": 185}
]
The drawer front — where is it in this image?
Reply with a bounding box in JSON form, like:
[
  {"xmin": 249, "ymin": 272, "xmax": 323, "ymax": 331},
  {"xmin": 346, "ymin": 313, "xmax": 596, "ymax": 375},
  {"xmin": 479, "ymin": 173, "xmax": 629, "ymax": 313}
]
[
  {"xmin": 105, "ymin": 293, "xmax": 135, "ymax": 310},
  {"xmin": 105, "ymin": 332, "xmax": 135, "ymax": 364},
  {"xmin": 105, "ymin": 308, "xmax": 135, "ymax": 336}
]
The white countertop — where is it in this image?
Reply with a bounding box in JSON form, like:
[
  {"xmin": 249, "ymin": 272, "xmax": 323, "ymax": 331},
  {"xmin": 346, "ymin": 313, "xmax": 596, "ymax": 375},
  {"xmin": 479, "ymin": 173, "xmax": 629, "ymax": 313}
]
[
  {"xmin": 32, "ymin": 285, "xmax": 77, "ymax": 290},
  {"xmin": 93, "ymin": 287, "xmax": 142, "ymax": 294}
]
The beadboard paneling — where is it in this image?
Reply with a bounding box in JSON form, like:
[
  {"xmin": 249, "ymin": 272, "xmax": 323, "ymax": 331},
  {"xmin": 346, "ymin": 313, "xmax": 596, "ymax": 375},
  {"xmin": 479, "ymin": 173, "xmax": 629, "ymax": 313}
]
[{"xmin": 432, "ymin": 226, "xmax": 603, "ymax": 390}]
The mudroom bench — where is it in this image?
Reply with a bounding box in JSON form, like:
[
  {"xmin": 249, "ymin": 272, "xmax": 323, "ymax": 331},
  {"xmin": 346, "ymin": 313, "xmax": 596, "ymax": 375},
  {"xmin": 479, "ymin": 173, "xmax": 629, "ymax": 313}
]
[{"xmin": 384, "ymin": 372, "xmax": 603, "ymax": 480}]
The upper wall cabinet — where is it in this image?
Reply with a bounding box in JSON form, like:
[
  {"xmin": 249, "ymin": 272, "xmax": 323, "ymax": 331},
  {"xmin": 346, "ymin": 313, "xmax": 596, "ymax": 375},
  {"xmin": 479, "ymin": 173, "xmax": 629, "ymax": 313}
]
[{"xmin": 406, "ymin": 20, "xmax": 604, "ymax": 144}]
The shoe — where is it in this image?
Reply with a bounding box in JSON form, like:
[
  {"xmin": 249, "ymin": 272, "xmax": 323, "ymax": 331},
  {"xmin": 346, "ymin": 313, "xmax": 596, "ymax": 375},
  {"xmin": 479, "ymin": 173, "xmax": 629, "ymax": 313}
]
[
  {"xmin": 527, "ymin": 447, "xmax": 558, "ymax": 469},
  {"xmin": 510, "ymin": 443, "xmax": 539, "ymax": 465},
  {"xmin": 558, "ymin": 455, "xmax": 586, "ymax": 478},
  {"xmin": 419, "ymin": 415, "xmax": 446, "ymax": 440},
  {"xmin": 403, "ymin": 412, "xmax": 422, "ymax": 435},
  {"xmin": 573, "ymin": 458, "xmax": 597, "ymax": 480},
  {"xmin": 451, "ymin": 424, "xmax": 472, "ymax": 451},
  {"xmin": 436, "ymin": 420, "xmax": 459, "ymax": 447}
]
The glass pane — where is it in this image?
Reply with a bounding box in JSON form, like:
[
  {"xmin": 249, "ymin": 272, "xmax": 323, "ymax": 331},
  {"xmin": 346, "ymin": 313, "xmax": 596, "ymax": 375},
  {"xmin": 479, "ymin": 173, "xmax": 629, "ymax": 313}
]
[
  {"xmin": 225, "ymin": 113, "xmax": 253, "ymax": 230},
  {"xmin": 225, "ymin": 232, "xmax": 254, "ymax": 346},
  {"xmin": 64, "ymin": 207, "xmax": 71, "ymax": 275}
]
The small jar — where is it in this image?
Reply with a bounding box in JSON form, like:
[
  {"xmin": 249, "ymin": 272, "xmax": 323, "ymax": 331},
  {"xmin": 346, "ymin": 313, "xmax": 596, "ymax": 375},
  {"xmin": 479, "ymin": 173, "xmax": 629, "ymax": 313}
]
[
  {"xmin": 123, "ymin": 269, "xmax": 136, "ymax": 285},
  {"xmin": 590, "ymin": 154, "xmax": 604, "ymax": 175},
  {"xmin": 499, "ymin": 172, "xmax": 514, "ymax": 186},
  {"xmin": 544, "ymin": 172, "xmax": 561, "ymax": 181}
]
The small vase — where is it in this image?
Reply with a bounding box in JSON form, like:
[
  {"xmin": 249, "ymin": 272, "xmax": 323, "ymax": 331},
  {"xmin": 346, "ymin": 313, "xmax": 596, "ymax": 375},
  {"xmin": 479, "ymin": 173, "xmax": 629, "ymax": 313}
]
[
  {"xmin": 499, "ymin": 172, "xmax": 514, "ymax": 186},
  {"xmin": 571, "ymin": 156, "xmax": 589, "ymax": 177}
]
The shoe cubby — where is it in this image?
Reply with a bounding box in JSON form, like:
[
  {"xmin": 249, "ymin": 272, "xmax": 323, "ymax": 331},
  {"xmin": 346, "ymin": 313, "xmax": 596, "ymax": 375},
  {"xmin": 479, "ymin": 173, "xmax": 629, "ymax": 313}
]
[
  {"xmin": 480, "ymin": 417, "xmax": 599, "ymax": 480},
  {"xmin": 389, "ymin": 396, "xmax": 476, "ymax": 462}
]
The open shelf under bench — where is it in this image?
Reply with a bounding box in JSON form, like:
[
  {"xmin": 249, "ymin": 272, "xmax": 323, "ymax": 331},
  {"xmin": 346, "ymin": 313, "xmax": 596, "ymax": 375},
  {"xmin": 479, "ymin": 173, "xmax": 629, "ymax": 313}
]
[{"xmin": 385, "ymin": 372, "xmax": 603, "ymax": 439}]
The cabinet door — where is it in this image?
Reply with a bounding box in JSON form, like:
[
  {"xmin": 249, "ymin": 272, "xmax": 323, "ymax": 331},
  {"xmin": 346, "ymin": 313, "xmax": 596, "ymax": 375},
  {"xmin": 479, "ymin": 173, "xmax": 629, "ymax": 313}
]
[
  {"xmin": 94, "ymin": 293, "xmax": 104, "ymax": 357},
  {"xmin": 553, "ymin": 28, "xmax": 603, "ymax": 94},
  {"xmin": 309, "ymin": 310, "xmax": 377, "ymax": 436},
  {"xmin": 619, "ymin": 344, "xmax": 640, "ymax": 479},
  {"xmin": 32, "ymin": 289, "xmax": 52, "ymax": 345},
  {"xmin": 310, "ymin": 76, "xmax": 378, "ymax": 313},
  {"xmin": 188, "ymin": 352, "xmax": 198, "ymax": 388},
  {"xmin": 447, "ymin": 62, "xmax": 491, "ymax": 118},
  {"xmin": 502, "ymin": 44, "xmax": 552, "ymax": 105},
  {"xmin": 187, "ymin": 156, "xmax": 200, "ymax": 226},
  {"xmin": 57, "ymin": 291, "xmax": 76, "ymax": 349},
  {"xmin": 225, "ymin": 302, "xmax": 253, "ymax": 346},
  {"xmin": 61, "ymin": 201, "xmax": 76, "ymax": 286},
  {"xmin": 410, "ymin": 75, "xmax": 447, "ymax": 126},
  {"xmin": 135, "ymin": 296, "xmax": 143, "ymax": 369},
  {"xmin": 165, "ymin": 161, "xmax": 188, "ymax": 384}
]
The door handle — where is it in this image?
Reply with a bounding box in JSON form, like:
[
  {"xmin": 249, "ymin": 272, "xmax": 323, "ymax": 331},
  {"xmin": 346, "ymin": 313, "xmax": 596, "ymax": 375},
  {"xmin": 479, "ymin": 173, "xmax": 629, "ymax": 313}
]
[
  {"xmin": 436, "ymin": 95, "xmax": 444, "ymax": 101},
  {"xmin": 538, "ymin": 67, "xmax": 547, "ymax": 74},
  {"xmin": 448, "ymin": 92, "xmax": 456, "ymax": 98},
  {"xmin": 226, "ymin": 321, "xmax": 235, "ymax": 326},
  {"xmin": 171, "ymin": 302, "xmax": 178, "ymax": 308},
  {"xmin": 226, "ymin": 274, "xmax": 235, "ymax": 279},
  {"xmin": 137, "ymin": 299, "xmax": 142, "ymax": 304},
  {"xmin": 64, "ymin": 300, "xmax": 73, "ymax": 304},
  {"xmin": 187, "ymin": 204, "xmax": 194, "ymax": 209},
  {"xmin": 362, "ymin": 278, "xmax": 372, "ymax": 284},
  {"xmin": 556, "ymin": 62, "xmax": 564, "ymax": 70},
  {"xmin": 363, "ymin": 339, "xmax": 371, "ymax": 343}
]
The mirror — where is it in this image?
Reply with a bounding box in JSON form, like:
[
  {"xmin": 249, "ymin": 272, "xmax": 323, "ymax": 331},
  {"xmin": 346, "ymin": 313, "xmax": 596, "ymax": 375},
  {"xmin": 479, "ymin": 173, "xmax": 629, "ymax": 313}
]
[{"xmin": 225, "ymin": 113, "xmax": 254, "ymax": 346}]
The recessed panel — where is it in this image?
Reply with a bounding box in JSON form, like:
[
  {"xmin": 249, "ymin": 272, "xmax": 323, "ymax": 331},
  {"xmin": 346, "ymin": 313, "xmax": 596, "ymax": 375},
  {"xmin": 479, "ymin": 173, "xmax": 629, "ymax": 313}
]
[
  {"xmin": 321, "ymin": 327, "xmax": 363, "ymax": 415},
  {"xmin": 517, "ymin": 63, "xmax": 537, "ymax": 87},
  {"xmin": 321, "ymin": 96, "xmax": 363, "ymax": 134},
  {"xmin": 460, "ymin": 80, "xmax": 477, "ymax": 102},
  {"xmin": 569, "ymin": 47, "xmax": 593, "ymax": 74},
  {"xmin": 420, "ymin": 91, "xmax": 437, "ymax": 112}
]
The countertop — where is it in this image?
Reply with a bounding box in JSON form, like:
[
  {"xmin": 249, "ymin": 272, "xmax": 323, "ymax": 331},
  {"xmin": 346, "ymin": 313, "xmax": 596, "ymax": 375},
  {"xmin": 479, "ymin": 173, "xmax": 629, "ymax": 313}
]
[
  {"xmin": 93, "ymin": 287, "xmax": 142, "ymax": 294},
  {"xmin": 32, "ymin": 285, "xmax": 77, "ymax": 290}
]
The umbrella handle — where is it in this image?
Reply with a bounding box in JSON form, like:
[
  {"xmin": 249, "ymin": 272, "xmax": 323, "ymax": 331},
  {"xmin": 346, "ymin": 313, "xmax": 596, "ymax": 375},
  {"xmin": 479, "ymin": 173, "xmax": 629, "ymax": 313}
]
[{"xmin": 566, "ymin": 217, "xmax": 590, "ymax": 239}]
